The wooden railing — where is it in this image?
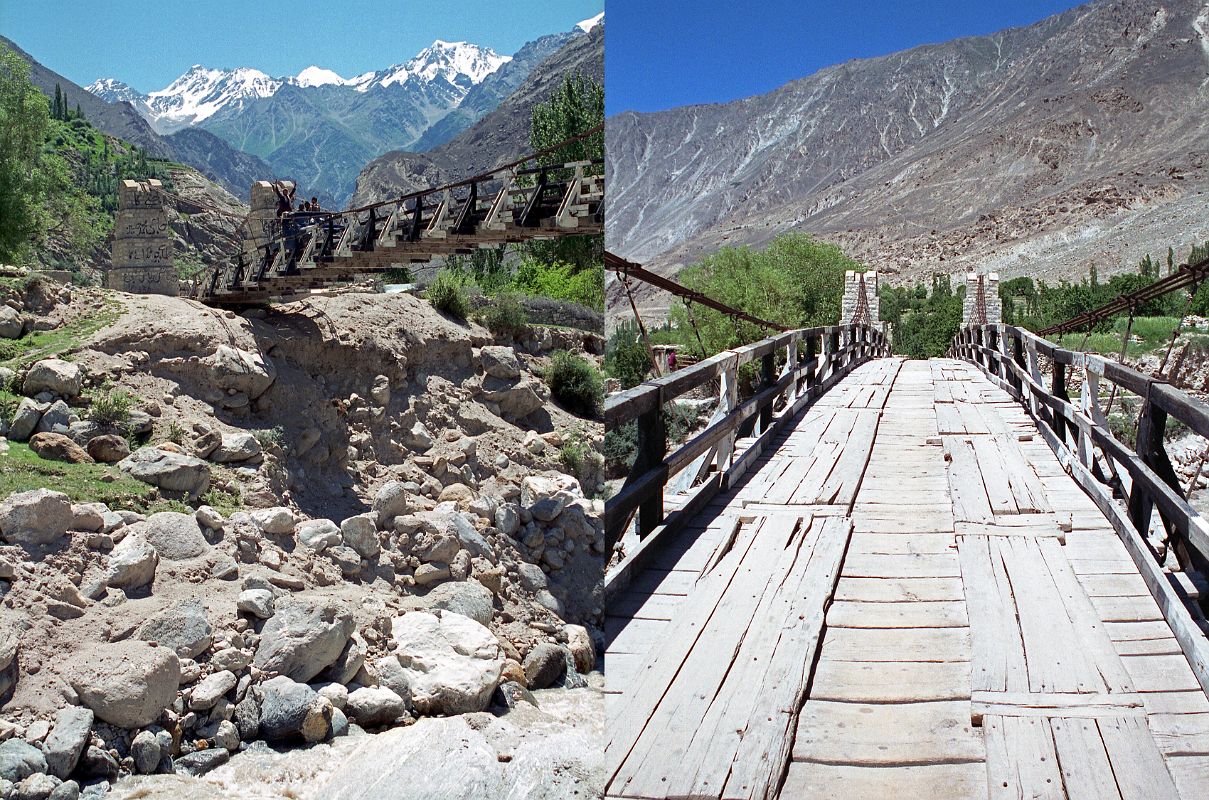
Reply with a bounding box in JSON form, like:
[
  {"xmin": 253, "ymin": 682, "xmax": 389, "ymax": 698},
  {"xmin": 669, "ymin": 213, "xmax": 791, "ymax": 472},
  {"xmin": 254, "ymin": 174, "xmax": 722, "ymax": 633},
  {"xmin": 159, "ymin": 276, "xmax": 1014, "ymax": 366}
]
[
  {"xmin": 604, "ymin": 323, "xmax": 890, "ymax": 598},
  {"xmin": 951, "ymin": 324, "xmax": 1209, "ymax": 691}
]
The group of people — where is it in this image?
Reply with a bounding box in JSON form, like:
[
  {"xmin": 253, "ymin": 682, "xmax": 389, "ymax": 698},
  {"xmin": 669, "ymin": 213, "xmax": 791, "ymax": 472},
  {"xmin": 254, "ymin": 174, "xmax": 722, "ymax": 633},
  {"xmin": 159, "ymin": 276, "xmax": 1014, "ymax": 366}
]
[{"xmin": 272, "ymin": 181, "xmax": 323, "ymax": 217}]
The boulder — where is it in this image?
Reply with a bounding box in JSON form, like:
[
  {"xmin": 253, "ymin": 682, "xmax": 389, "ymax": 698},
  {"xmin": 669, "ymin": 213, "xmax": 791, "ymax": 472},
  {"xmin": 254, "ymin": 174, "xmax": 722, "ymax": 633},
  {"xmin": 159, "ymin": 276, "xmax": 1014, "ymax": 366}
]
[
  {"xmin": 480, "ymin": 346, "xmax": 521, "ymax": 380},
  {"xmin": 481, "ymin": 378, "xmax": 543, "ymax": 420},
  {"xmin": 69, "ymin": 641, "xmax": 180, "ymax": 728},
  {"xmin": 85, "ymin": 435, "xmax": 129, "ymax": 464},
  {"xmin": 256, "ymin": 677, "xmax": 331, "ymax": 743},
  {"xmin": 189, "ymin": 670, "xmax": 237, "ymax": 710},
  {"xmin": 126, "ymin": 512, "xmax": 209, "ymax": 560},
  {"xmin": 70, "ymin": 503, "xmax": 106, "ymax": 532},
  {"xmin": 237, "ymin": 589, "xmax": 274, "ymax": 619},
  {"xmin": 105, "ymin": 534, "xmax": 158, "ymax": 591},
  {"xmin": 8, "ymin": 399, "xmax": 45, "ymax": 442},
  {"xmin": 29, "ymin": 432, "xmax": 92, "ymax": 464},
  {"xmin": 369, "ymin": 375, "xmax": 390, "ymax": 405},
  {"xmin": 135, "ymin": 599, "xmax": 212, "ymax": 659},
  {"xmin": 390, "ymin": 611, "xmax": 504, "ymax": 716},
  {"xmin": 564, "ymin": 624, "xmax": 595, "ymax": 674},
  {"xmin": 522, "ymin": 643, "xmax": 567, "ymax": 690},
  {"xmin": 494, "ymin": 503, "xmax": 520, "ymax": 537},
  {"xmin": 251, "ymin": 507, "xmax": 296, "ymax": 535},
  {"xmin": 118, "ymin": 447, "xmax": 211, "ymax": 499},
  {"xmin": 296, "ymin": 519, "xmax": 341, "ymax": 552},
  {"xmin": 174, "ymin": 748, "xmax": 230, "ymax": 777},
  {"xmin": 344, "ymin": 686, "xmax": 406, "ymax": 728},
  {"xmin": 23, "ymin": 359, "xmax": 82, "ymax": 398},
  {"xmin": 254, "ymin": 600, "xmax": 355, "ymax": 682},
  {"xmin": 0, "ymin": 306, "xmax": 23, "ymax": 339},
  {"xmin": 0, "ymin": 739, "xmax": 46, "ymax": 783},
  {"xmin": 316, "ymin": 632, "xmax": 367, "ymax": 686},
  {"xmin": 520, "ymin": 475, "xmax": 581, "ymax": 508},
  {"xmin": 210, "ymin": 432, "xmax": 262, "ymax": 463},
  {"xmin": 371, "ymin": 482, "xmax": 409, "ymax": 527},
  {"xmin": 34, "ymin": 400, "xmax": 75, "ymax": 435},
  {"xmin": 129, "ymin": 730, "xmax": 160, "ymax": 774},
  {"xmin": 401, "ymin": 421, "xmax": 434, "ymax": 452},
  {"xmin": 195, "ymin": 505, "xmax": 224, "ymax": 531},
  {"xmin": 398, "ymin": 580, "xmax": 493, "ymax": 626},
  {"xmin": 340, "ymin": 514, "xmax": 379, "ymax": 559},
  {"xmin": 43, "ymin": 706, "xmax": 93, "ymax": 779},
  {"xmin": 204, "ymin": 345, "xmax": 276, "ymax": 399},
  {"xmin": 0, "ymin": 489, "xmax": 74, "ymax": 546},
  {"xmin": 0, "ymin": 636, "xmax": 18, "ymax": 701},
  {"xmin": 447, "ymin": 512, "xmax": 495, "ymax": 563}
]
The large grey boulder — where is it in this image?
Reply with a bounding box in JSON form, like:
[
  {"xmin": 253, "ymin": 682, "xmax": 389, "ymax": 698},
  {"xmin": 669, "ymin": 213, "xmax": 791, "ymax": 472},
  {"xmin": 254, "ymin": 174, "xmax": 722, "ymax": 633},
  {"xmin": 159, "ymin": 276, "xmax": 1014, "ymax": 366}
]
[
  {"xmin": 344, "ymin": 686, "xmax": 406, "ymax": 728},
  {"xmin": 371, "ymin": 481, "xmax": 410, "ymax": 527},
  {"xmin": 209, "ymin": 432, "xmax": 261, "ymax": 463},
  {"xmin": 8, "ymin": 398, "xmax": 45, "ymax": 442},
  {"xmin": 255, "ymin": 676, "xmax": 331, "ymax": 743},
  {"xmin": 118, "ymin": 448, "xmax": 211, "ymax": 499},
  {"xmin": 296, "ymin": 519, "xmax": 341, "ymax": 552},
  {"xmin": 34, "ymin": 401, "xmax": 75, "ymax": 435},
  {"xmin": 0, "ymin": 306, "xmax": 23, "ymax": 339},
  {"xmin": 43, "ymin": 706, "xmax": 93, "ymax": 779},
  {"xmin": 24, "ymin": 359, "xmax": 82, "ymax": 398},
  {"xmin": 480, "ymin": 346, "xmax": 521, "ymax": 380},
  {"xmin": 0, "ymin": 489, "xmax": 74, "ymax": 546},
  {"xmin": 316, "ymin": 633, "xmax": 366, "ymax": 686},
  {"xmin": 0, "ymin": 739, "xmax": 46, "ymax": 783},
  {"xmin": 522, "ymin": 644, "xmax": 566, "ymax": 690},
  {"xmin": 188, "ymin": 670, "xmax": 236, "ymax": 710},
  {"xmin": 390, "ymin": 611, "xmax": 503, "ymax": 716},
  {"xmin": 340, "ymin": 514, "xmax": 380, "ymax": 559},
  {"xmin": 481, "ymin": 378, "xmax": 543, "ymax": 420},
  {"xmin": 135, "ymin": 599, "xmax": 212, "ymax": 659},
  {"xmin": 251, "ymin": 507, "xmax": 296, "ymax": 535},
  {"xmin": 69, "ymin": 641, "xmax": 180, "ymax": 728},
  {"xmin": 125, "ymin": 512, "xmax": 209, "ymax": 560},
  {"xmin": 398, "ymin": 580, "xmax": 493, "ymax": 626},
  {"xmin": 203, "ymin": 345, "xmax": 276, "ymax": 399},
  {"xmin": 105, "ymin": 534, "xmax": 158, "ymax": 590},
  {"xmin": 253, "ymin": 600, "xmax": 355, "ymax": 682}
]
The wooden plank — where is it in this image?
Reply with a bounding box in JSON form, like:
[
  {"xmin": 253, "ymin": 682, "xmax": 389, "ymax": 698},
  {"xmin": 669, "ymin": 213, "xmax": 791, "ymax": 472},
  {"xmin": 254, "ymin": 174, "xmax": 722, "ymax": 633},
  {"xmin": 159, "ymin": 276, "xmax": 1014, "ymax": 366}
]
[
  {"xmin": 1048, "ymin": 717, "xmax": 1125, "ymax": 800},
  {"xmin": 841, "ymin": 552, "xmax": 961, "ymax": 579},
  {"xmin": 810, "ymin": 659, "xmax": 972, "ymax": 703},
  {"xmin": 826, "ymin": 599, "xmax": 969, "ymax": 629},
  {"xmin": 983, "ymin": 714, "xmax": 1064, "ymax": 800},
  {"xmin": 779, "ymin": 761, "xmax": 987, "ymax": 799},
  {"xmin": 1096, "ymin": 716, "xmax": 1182, "ymax": 799},
  {"xmin": 791, "ymin": 700, "xmax": 984, "ymax": 766},
  {"xmin": 1165, "ymin": 755, "xmax": 1209, "ymax": 799},
  {"xmin": 1123, "ymin": 654, "xmax": 1203, "ymax": 693},
  {"xmin": 848, "ymin": 532, "xmax": 956, "ymax": 555},
  {"xmin": 821, "ymin": 626, "xmax": 971, "ymax": 663},
  {"xmin": 605, "ymin": 616, "xmax": 669, "ymax": 655},
  {"xmin": 1148, "ymin": 713, "xmax": 1209, "ymax": 756},
  {"xmin": 971, "ymin": 435, "xmax": 1018, "ymax": 514},
  {"xmin": 971, "ymin": 690, "xmax": 1144, "ymax": 721},
  {"xmin": 959, "ymin": 534, "xmax": 1027, "ymax": 693},
  {"xmin": 946, "ymin": 438, "xmax": 994, "ymax": 523},
  {"xmin": 835, "ymin": 576, "xmax": 966, "ymax": 602}
]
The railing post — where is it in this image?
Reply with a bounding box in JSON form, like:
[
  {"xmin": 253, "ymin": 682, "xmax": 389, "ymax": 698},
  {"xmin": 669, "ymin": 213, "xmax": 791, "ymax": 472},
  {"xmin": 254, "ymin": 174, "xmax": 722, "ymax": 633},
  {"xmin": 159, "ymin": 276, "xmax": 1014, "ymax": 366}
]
[
  {"xmin": 804, "ymin": 334, "xmax": 818, "ymax": 397},
  {"xmin": 785, "ymin": 338, "xmax": 799, "ymax": 406},
  {"xmin": 759, "ymin": 349, "xmax": 775, "ymax": 432},
  {"xmin": 634, "ymin": 404, "xmax": 667, "ymax": 538},
  {"xmin": 1052, "ymin": 361, "xmax": 1068, "ymax": 444},
  {"xmin": 716, "ymin": 356, "xmax": 739, "ymax": 472}
]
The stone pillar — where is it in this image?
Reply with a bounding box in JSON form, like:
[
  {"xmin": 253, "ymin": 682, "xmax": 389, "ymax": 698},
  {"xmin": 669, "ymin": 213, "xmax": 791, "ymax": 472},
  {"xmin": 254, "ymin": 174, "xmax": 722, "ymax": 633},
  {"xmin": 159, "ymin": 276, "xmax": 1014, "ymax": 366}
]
[
  {"xmin": 243, "ymin": 181, "xmax": 290, "ymax": 264},
  {"xmin": 841, "ymin": 270, "xmax": 880, "ymax": 326},
  {"xmin": 962, "ymin": 272, "xmax": 1002, "ymax": 325},
  {"xmin": 109, "ymin": 179, "xmax": 175, "ymax": 295}
]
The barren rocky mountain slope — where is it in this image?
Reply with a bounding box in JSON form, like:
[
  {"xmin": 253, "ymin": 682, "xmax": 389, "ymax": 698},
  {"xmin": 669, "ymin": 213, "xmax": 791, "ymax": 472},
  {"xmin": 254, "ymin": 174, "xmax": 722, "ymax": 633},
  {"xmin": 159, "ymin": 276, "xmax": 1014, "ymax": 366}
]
[
  {"xmin": 351, "ymin": 23, "xmax": 604, "ymax": 206},
  {"xmin": 0, "ymin": 280, "xmax": 605, "ymax": 798},
  {"xmin": 606, "ymin": 0, "xmax": 1209, "ymax": 317}
]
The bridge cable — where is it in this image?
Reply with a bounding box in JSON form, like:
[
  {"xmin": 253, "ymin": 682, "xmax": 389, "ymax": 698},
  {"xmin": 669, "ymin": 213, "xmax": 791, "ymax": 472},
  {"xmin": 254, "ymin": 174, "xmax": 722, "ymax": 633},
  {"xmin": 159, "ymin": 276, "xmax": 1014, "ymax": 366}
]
[
  {"xmin": 1103, "ymin": 303, "xmax": 1136, "ymax": 417},
  {"xmin": 618, "ymin": 270, "xmax": 662, "ymax": 379}
]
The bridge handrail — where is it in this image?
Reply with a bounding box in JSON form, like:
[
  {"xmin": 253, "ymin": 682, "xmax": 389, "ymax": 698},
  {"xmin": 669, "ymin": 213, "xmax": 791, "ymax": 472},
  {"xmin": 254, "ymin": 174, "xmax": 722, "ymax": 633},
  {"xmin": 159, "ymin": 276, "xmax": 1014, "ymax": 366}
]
[
  {"xmin": 951, "ymin": 323, "xmax": 1209, "ymax": 689},
  {"xmin": 605, "ymin": 322, "xmax": 890, "ymax": 570}
]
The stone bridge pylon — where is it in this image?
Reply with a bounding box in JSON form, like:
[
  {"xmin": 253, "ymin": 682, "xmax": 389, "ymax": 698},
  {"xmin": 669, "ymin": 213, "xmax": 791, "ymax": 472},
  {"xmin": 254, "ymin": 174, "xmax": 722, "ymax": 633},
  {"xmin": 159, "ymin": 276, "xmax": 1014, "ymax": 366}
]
[
  {"xmin": 962, "ymin": 271, "xmax": 1001, "ymax": 325},
  {"xmin": 841, "ymin": 270, "xmax": 882, "ymax": 328}
]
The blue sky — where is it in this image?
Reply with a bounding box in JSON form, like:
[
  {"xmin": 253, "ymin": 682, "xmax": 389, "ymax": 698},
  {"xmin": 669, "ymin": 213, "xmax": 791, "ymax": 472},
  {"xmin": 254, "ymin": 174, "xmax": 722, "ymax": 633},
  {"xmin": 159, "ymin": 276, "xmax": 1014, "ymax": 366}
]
[
  {"xmin": 0, "ymin": 0, "xmax": 603, "ymax": 92},
  {"xmin": 606, "ymin": 0, "xmax": 1087, "ymax": 115}
]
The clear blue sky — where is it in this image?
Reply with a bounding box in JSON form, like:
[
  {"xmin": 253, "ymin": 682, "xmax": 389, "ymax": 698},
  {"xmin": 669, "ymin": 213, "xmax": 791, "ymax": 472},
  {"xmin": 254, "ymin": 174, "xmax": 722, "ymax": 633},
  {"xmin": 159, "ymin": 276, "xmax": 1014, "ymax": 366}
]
[
  {"xmin": 0, "ymin": 0, "xmax": 603, "ymax": 92},
  {"xmin": 606, "ymin": 0, "xmax": 1087, "ymax": 115}
]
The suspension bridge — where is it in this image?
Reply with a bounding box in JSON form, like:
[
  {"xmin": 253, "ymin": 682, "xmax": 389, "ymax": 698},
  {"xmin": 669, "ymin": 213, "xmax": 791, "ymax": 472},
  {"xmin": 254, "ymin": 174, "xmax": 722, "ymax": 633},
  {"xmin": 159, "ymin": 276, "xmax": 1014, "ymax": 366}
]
[{"xmin": 603, "ymin": 260, "xmax": 1209, "ymax": 799}]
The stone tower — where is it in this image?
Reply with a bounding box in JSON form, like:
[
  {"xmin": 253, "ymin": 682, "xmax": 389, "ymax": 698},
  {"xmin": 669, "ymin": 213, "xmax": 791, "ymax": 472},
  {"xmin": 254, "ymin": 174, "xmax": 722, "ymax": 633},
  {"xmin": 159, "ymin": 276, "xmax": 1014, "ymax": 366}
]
[
  {"xmin": 962, "ymin": 272, "xmax": 1002, "ymax": 325},
  {"xmin": 109, "ymin": 180, "xmax": 175, "ymax": 295},
  {"xmin": 841, "ymin": 270, "xmax": 881, "ymax": 326}
]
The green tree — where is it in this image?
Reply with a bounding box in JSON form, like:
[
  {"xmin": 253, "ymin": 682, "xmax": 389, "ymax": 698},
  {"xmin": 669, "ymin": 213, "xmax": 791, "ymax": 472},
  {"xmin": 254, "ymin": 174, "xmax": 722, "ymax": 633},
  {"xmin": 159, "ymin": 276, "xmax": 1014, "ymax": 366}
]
[
  {"xmin": 524, "ymin": 73, "xmax": 604, "ymax": 271},
  {"xmin": 0, "ymin": 47, "xmax": 52, "ymax": 262},
  {"xmin": 604, "ymin": 323, "xmax": 652, "ymax": 389}
]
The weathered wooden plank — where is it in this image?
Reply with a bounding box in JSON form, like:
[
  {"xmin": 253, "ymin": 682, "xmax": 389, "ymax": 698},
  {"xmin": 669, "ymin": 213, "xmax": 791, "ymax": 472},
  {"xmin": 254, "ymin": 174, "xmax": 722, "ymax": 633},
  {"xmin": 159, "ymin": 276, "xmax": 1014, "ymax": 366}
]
[
  {"xmin": 848, "ymin": 532, "xmax": 956, "ymax": 555},
  {"xmin": 1122, "ymin": 654, "xmax": 1203, "ymax": 693},
  {"xmin": 810, "ymin": 659, "xmax": 971, "ymax": 703},
  {"xmin": 959, "ymin": 534, "xmax": 1027, "ymax": 693},
  {"xmin": 834, "ymin": 576, "xmax": 967, "ymax": 602},
  {"xmin": 983, "ymin": 715, "xmax": 1064, "ymax": 800},
  {"xmin": 1048, "ymin": 717, "xmax": 1126, "ymax": 800},
  {"xmin": 821, "ymin": 626, "xmax": 971, "ymax": 663},
  {"xmin": 1165, "ymin": 755, "xmax": 1209, "ymax": 799},
  {"xmin": 841, "ymin": 552, "xmax": 961, "ymax": 579},
  {"xmin": 971, "ymin": 435, "xmax": 1019, "ymax": 514},
  {"xmin": 778, "ymin": 761, "xmax": 987, "ymax": 799},
  {"xmin": 791, "ymin": 700, "xmax": 984, "ymax": 766},
  {"xmin": 826, "ymin": 599, "xmax": 969, "ymax": 628},
  {"xmin": 1148, "ymin": 713, "xmax": 1209, "ymax": 756},
  {"xmin": 946, "ymin": 437, "xmax": 994, "ymax": 523},
  {"xmin": 1096, "ymin": 716, "xmax": 1182, "ymax": 799}
]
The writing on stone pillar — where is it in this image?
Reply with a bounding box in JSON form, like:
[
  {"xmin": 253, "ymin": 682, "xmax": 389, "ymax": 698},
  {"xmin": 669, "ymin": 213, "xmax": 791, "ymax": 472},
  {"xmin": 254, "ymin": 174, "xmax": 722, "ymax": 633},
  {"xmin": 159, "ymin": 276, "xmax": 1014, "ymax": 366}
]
[
  {"xmin": 109, "ymin": 179, "xmax": 176, "ymax": 296},
  {"xmin": 962, "ymin": 272, "xmax": 1002, "ymax": 325},
  {"xmin": 841, "ymin": 270, "xmax": 881, "ymax": 327}
]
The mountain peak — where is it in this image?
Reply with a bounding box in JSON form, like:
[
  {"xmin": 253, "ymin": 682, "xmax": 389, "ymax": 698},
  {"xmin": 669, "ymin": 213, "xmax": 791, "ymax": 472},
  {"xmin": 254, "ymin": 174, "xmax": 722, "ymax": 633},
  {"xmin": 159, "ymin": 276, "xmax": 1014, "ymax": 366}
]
[
  {"xmin": 293, "ymin": 65, "xmax": 350, "ymax": 87},
  {"xmin": 577, "ymin": 12, "xmax": 604, "ymax": 33}
]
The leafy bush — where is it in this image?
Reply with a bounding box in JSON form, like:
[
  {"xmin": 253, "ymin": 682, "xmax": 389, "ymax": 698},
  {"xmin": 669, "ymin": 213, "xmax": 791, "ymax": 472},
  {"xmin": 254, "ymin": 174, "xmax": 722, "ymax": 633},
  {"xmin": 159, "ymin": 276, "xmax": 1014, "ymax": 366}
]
[
  {"xmin": 604, "ymin": 324, "xmax": 651, "ymax": 389},
  {"xmin": 85, "ymin": 386, "xmax": 135, "ymax": 428},
  {"xmin": 0, "ymin": 391, "xmax": 18, "ymax": 425},
  {"xmin": 166, "ymin": 420, "xmax": 186, "ymax": 445},
  {"xmin": 511, "ymin": 259, "xmax": 604, "ymax": 309},
  {"xmin": 603, "ymin": 422, "xmax": 638, "ymax": 479},
  {"xmin": 544, "ymin": 350, "xmax": 602, "ymax": 418},
  {"xmin": 479, "ymin": 293, "xmax": 529, "ymax": 338},
  {"xmin": 559, "ymin": 427, "xmax": 604, "ymax": 490},
  {"xmin": 426, "ymin": 270, "xmax": 469, "ymax": 320},
  {"xmin": 382, "ymin": 265, "xmax": 413, "ymax": 284},
  {"xmin": 254, "ymin": 426, "xmax": 285, "ymax": 451}
]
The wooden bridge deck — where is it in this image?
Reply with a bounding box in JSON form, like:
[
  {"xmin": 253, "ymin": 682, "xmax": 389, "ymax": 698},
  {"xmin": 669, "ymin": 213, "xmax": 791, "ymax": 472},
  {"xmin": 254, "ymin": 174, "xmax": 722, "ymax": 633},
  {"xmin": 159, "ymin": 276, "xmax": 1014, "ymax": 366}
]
[{"xmin": 604, "ymin": 358, "xmax": 1209, "ymax": 800}]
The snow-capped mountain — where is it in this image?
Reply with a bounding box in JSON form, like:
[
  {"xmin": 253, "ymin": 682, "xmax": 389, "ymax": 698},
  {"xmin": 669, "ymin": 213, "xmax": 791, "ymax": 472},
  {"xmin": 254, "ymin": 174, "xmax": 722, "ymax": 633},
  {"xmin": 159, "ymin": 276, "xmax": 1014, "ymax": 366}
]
[
  {"xmin": 290, "ymin": 66, "xmax": 354, "ymax": 88},
  {"xmin": 349, "ymin": 41, "xmax": 510, "ymax": 92},
  {"xmin": 144, "ymin": 66, "xmax": 281, "ymax": 132},
  {"xmin": 85, "ymin": 77, "xmax": 145, "ymax": 105},
  {"xmin": 577, "ymin": 13, "xmax": 604, "ymax": 33}
]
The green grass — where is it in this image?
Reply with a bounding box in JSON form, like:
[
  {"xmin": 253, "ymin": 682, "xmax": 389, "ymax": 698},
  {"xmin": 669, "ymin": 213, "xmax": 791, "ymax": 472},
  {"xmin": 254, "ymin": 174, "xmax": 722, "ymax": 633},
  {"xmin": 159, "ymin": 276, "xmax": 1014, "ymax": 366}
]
[
  {"xmin": 0, "ymin": 297, "xmax": 123, "ymax": 369},
  {"xmin": 1055, "ymin": 316, "xmax": 1182, "ymax": 358}
]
